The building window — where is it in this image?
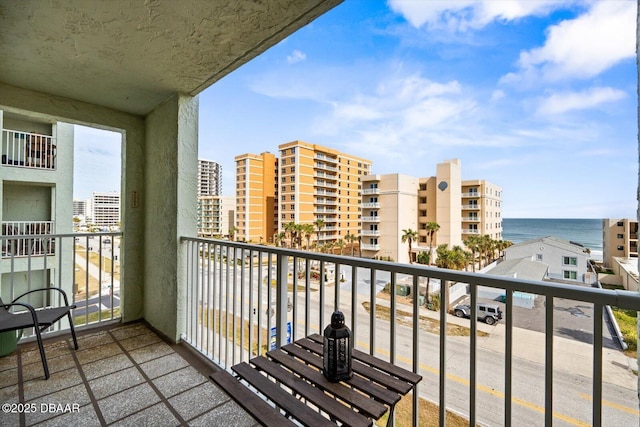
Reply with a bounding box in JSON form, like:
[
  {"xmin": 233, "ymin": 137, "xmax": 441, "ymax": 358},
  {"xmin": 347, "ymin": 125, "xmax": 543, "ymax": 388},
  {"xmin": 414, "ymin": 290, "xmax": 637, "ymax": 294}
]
[
  {"xmin": 617, "ymin": 234, "xmax": 624, "ymax": 238},
  {"xmin": 419, "ymin": 197, "xmax": 426, "ymax": 203},
  {"xmin": 290, "ymin": 195, "xmax": 295, "ymax": 201},
  {"xmin": 290, "ymin": 185, "xmax": 295, "ymax": 191},
  {"xmin": 563, "ymin": 271, "xmax": 577, "ymax": 280},
  {"xmin": 290, "ymin": 214, "xmax": 295, "ymax": 219},
  {"xmin": 536, "ymin": 254, "xmax": 543, "ymax": 261},
  {"xmin": 419, "ymin": 183, "xmax": 426, "ymax": 190},
  {"xmin": 617, "ymin": 221, "xmax": 624, "ymax": 226},
  {"xmin": 290, "ymin": 167, "xmax": 295, "ymax": 173},
  {"xmin": 563, "ymin": 256, "xmax": 577, "ymax": 266},
  {"xmin": 419, "ymin": 210, "xmax": 426, "ymax": 216},
  {"xmin": 617, "ymin": 245, "xmax": 624, "ymax": 250}
]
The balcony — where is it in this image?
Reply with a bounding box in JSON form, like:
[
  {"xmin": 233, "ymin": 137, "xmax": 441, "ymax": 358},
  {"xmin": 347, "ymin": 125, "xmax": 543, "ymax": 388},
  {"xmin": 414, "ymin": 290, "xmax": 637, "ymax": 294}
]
[
  {"xmin": 362, "ymin": 202, "xmax": 380, "ymax": 208},
  {"xmin": 462, "ymin": 216, "xmax": 481, "ymax": 222},
  {"xmin": 314, "ymin": 163, "xmax": 338, "ymax": 172},
  {"xmin": 462, "ymin": 204, "xmax": 480, "ymax": 210},
  {"xmin": 315, "ymin": 153, "xmax": 337, "ymax": 163},
  {"xmin": 1, "ymin": 221, "xmax": 55, "ymax": 258},
  {"xmin": 463, "ymin": 228, "xmax": 481, "ymax": 234},
  {"xmin": 361, "ymin": 230, "xmax": 380, "ymax": 236},
  {"xmin": 1, "ymin": 129, "xmax": 57, "ymax": 170},
  {"xmin": 2, "ymin": 236, "xmax": 639, "ymax": 426},
  {"xmin": 461, "ymin": 192, "xmax": 480, "ymax": 198},
  {"xmin": 361, "ymin": 216, "xmax": 381, "ymax": 222},
  {"xmin": 360, "ymin": 243, "xmax": 380, "ymax": 250},
  {"xmin": 362, "ymin": 188, "xmax": 379, "ymax": 195}
]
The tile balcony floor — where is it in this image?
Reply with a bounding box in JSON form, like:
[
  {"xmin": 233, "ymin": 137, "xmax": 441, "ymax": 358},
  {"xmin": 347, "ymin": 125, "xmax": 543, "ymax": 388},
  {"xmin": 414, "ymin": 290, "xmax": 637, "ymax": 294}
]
[{"xmin": 0, "ymin": 322, "xmax": 256, "ymax": 426}]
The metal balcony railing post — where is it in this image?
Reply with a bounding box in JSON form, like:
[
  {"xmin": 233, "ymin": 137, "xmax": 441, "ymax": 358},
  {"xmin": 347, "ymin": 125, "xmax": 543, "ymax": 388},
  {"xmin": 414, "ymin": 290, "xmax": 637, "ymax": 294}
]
[{"xmin": 275, "ymin": 253, "xmax": 289, "ymax": 349}]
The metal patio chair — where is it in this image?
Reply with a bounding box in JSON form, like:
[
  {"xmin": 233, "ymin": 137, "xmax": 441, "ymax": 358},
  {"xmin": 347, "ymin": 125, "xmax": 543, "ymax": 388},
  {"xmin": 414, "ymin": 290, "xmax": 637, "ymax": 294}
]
[{"xmin": 0, "ymin": 287, "xmax": 78, "ymax": 379}]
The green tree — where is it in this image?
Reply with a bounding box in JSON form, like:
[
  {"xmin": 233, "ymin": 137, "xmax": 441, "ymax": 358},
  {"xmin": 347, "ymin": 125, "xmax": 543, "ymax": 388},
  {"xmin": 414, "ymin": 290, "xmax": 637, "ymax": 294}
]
[
  {"xmin": 301, "ymin": 224, "xmax": 315, "ymax": 251},
  {"xmin": 274, "ymin": 232, "xmax": 286, "ymax": 247},
  {"xmin": 345, "ymin": 233, "xmax": 357, "ymax": 256},
  {"xmin": 284, "ymin": 222, "xmax": 297, "ymax": 248},
  {"xmin": 426, "ymin": 222, "xmax": 440, "ymax": 264},
  {"xmin": 464, "ymin": 235, "xmax": 481, "ymax": 272},
  {"xmin": 314, "ymin": 218, "xmax": 325, "ymax": 250},
  {"xmin": 401, "ymin": 228, "xmax": 418, "ymax": 264},
  {"xmin": 336, "ymin": 239, "xmax": 345, "ymax": 255}
]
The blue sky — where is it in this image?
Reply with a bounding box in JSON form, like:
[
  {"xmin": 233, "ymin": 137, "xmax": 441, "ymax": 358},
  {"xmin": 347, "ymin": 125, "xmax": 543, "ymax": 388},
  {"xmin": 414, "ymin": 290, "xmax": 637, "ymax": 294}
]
[{"xmin": 75, "ymin": 0, "xmax": 637, "ymax": 219}]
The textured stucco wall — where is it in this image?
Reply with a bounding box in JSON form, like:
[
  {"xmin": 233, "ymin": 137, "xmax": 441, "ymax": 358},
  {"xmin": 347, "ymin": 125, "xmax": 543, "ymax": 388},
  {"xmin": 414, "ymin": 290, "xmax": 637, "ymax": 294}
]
[{"xmin": 144, "ymin": 94, "xmax": 198, "ymax": 341}]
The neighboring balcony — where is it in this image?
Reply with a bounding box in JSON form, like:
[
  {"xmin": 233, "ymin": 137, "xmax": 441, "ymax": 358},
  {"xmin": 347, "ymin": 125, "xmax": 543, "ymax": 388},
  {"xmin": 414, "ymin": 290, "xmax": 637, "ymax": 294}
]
[
  {"xmin": 362, "ymin": 202, "xmax": 380, "ymax": 208},
  {"xmin": 361, "ymin": 216, "xmax": 380, "ymax": 222},
  {"xmin": 361, "ymin": 230, "xmax": 380, "ymax": 236},
  {"xmin": 463, "ymin": 228, "xmax": 481, "ymax": 234},
  {"xmin": 362, "ymin": 188, "xmax": 379, "ymax": 195},
  {"xmin": 461, "ymin": 192, "xmax": 480, "ymax": 198},
  {"xmin": 462, "ymin": 204, "xmax": 480, "ymax": 210},
  {"xmin": 360, "ymin": 243, "xmax": 380, "ymax": 250},
  {"xmin": 1, "ymin": 129, "xmax": 57, "ymax": 170},
  {"xmin": 462, "ymin": 216, "xmax": 481, "ymax": 222},
  {"xmin": 1, "ymin": 221, "xmax": 55, "ymax": 257}
]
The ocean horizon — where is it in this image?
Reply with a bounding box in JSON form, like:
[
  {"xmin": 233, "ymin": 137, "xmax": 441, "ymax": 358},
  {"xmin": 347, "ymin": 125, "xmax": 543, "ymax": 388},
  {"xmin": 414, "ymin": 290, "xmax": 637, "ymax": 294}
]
[{"xmin": 502, "ymin": 218, "xmax": 602, "ymax": 261}]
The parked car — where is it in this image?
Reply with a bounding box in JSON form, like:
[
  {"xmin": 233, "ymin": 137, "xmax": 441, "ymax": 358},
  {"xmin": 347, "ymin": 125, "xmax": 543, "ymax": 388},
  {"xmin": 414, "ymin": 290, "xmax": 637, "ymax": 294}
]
[{"xmin": 454, "ymin": 303, "xmax": 503, "ymax": 325}]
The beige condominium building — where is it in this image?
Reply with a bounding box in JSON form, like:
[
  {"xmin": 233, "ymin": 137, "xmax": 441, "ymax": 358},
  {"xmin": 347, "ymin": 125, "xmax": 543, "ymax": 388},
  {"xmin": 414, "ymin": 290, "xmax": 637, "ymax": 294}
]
[
  {"xmin": 198, "ymin": 195, "xmax": 235, "ymax": 238},
  {"xmin": 235, "ymin": 152, "xmax": 278, "ymax": 243},
  {"xmin": 361, "ymin": 159, "xmax": 502, "ymax": 263},
  {"xmin": 236, "ymin": 142, "xmax": 371, "ymax": 244},
  {"xmin": 602, "ymin": 218, "xmax": 638, "ymax": 291}
]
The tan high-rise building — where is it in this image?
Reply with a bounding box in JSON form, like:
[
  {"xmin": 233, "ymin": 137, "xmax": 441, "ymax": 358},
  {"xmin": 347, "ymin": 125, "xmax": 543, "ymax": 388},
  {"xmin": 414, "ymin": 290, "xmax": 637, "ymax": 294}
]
[
  {"xmin": 362, "ymin": 159, "xmax": 502, "ymax": 263},
  {"xmin": 235, "ymin": 152, "xmax": 278, "ymax": 243},
  {"xmin": 198, "ymin": 195, "xmax": 235, "ymax": 238},
  {"xmin": 235, "ymin": 142, "xmax": 371, "ymax": 245},
  {"xmin": 277, "ymin": 141, "xmax": 371, "ymax": 245}
]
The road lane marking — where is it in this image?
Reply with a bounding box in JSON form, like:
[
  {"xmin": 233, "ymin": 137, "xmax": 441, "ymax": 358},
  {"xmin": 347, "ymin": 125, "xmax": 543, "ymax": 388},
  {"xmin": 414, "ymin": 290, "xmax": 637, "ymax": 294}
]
[
  {"xmin": 579, "ymin": 393, "xmax": 639, "ymax": 415},
  {"xmin": 349, "ymin": 337, "xmax": 593, "ymax": 426}
]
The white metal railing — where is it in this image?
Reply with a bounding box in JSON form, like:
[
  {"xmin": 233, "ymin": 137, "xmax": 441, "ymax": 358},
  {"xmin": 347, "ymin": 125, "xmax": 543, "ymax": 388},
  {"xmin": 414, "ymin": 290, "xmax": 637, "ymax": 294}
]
[
  {"xmin": 462, "ymin": 204, "xmax": 480, "ymax": 210},
  {"xmin": 362, "ymin": 188, "xmax": 379, "ymax": 194},
  {"xmin": 361, "ymin": 216, "xmax": 380, "ymax": 222},
  {"xmin": 462, "ymin": 217, "xmax": 480, "ymax": 222},
  {"xmin": 1, "ymin": 129, "xmax": 57, "ymax": 170},
  {"xmin": 360, "ymin": 243, "xmax": 380, "ymax": 250},
  {"xmin": 181, "ymin": 238, "xmax": 640, "ymax": 427},
  {"xmin": 462, "ymin": 229, "xmax": 480, "ymax": 234},
  {"xmin": 2, "ymin": 221, "xmax": 55, "ymax": 257},
  {"xmin": 362, "ymin": 202, "xmax": 380, "ymax": 208},
  {"xmin": 461, "ymin": 192, "xmax": 479, "ymax": 197},
  {"xmin": 0, "ymin": 232, "xmax": 121, "ymax": 335},
  {"xmin": 361, "ymin": 230, "xmax": 380, "ymax": 236}
]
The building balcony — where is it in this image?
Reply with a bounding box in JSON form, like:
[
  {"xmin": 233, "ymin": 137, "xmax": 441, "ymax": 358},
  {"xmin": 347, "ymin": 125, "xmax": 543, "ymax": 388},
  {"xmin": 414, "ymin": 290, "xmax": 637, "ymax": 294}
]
[
  {"xmin": 361, "ymin": 230, "xmax": 380, "ymax": 236},
  {"xmin": 462, "ymin": 217, "xmax": 481, "ymax": 222},
  {"xmin": 360, "ymin": 243, "xmax": 380, "ymax": 250},
  {"xmin": 1, "ymin": 234, "xmax": 639, "ymax": 426},
  {"xmin": 314, "ymin": 163, "xmax": 338, "ymax": 172},
  {"xmin": 462, "ymin": 228, "xmax": 481, "ymax": 234},
  {"xmin": 1, "ymin": 221, "xmax": 56, "ymax": 257},
  {"xmin": 362, "ymin": 202, "xmax": 380, "ymax": 208},
  {"xmin": 314, "ymin": 153, "xmax": 337, "ymax": 163},
  {"xmin": 362, "ymin": 188, "xmax": 379, "ymax": 195},
  {"xmin": 461, "ymin": 192, "xmax": 480, "ymax": 198},
  {"xmin": 1, "ymin": 129, "xmax": 57, "ymax": 170},
  {"xmin": 462, "ymin": 204, "xmax": 480, "ymax": 210},
  {"xmin": 315, "ymin": 180, "xmax": 337, "ymax": 188},
  {"xmin": 361, "ymin": 216, "xmax": 380, "ymax": 222}
]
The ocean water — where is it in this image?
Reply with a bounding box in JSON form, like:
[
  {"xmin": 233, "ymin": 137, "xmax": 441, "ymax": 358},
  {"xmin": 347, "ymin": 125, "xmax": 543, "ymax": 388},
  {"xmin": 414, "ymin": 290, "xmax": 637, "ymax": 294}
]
[{"xmin": 502, "ymin": 218, "xmax": 603, "ymax": 261}]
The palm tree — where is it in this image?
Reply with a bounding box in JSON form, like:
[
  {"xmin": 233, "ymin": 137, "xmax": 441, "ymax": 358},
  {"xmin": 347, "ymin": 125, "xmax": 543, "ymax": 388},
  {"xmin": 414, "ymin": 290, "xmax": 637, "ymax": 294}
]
[
  {"xmin": 284, "ymin": 222, "xmax": 297, "ymax": 248},
  {"xmin": 302, "ymin": 224, "xmax": 315, "ymax": 251},
  {"xmin": 274, "ymin": 232, "xmax": 286, "ymax": 247},
  {"xmin": 426, "ymin": 222, "xmax": 440, "ymax": 264},
  {"xmin": 229, "ymin": 226, "xmax": 239, "ymax": 242},
  {"xmin": 357, "ymin": 235, "xmax": 362, "ymax": 257},
  {"xmin": 401, "ymin": 228, "xmax": 418, "ymax": 264},
  {"xmin": 344, "ymin": 233, "xmax": 357, "ymax": 256},
  {"xmin": 335, "ymin": 239, "xmax": 345, "ymax": 255},
  {"xmin": 314, "ymin": 218, "xmax": 325, "ymax": 250},
  {"xmin": 464, "ymin": 235, "xmax": 481, "ymax": 272}
]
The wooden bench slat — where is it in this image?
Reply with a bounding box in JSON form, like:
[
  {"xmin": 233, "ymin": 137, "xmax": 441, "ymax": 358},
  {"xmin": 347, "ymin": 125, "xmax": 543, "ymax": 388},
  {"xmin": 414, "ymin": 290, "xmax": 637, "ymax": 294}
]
[
  {"xmin": 308, "ymin": 334, "xmax": 423, "ymax": 384},
  {"xmin": 278, "ymin": 344, "xmax": 399, "ymax": 406},
  {"xmin": 264, "ymin": 351, "xmax": 387, "ymax": 420},
  {"xmin": 209, "ymin": 371, "xmax": 297, "ymax": 427},
  {"xmin": 295, "ymin": 338, "xmax": 412, "ymax": 394},
  {"xmin": 251, "ymin": 356, "xmax": 372, "ymax": 427},
  {"xmin": 232, "ymin": 362, "xmax": 335, "ymax": 427}
]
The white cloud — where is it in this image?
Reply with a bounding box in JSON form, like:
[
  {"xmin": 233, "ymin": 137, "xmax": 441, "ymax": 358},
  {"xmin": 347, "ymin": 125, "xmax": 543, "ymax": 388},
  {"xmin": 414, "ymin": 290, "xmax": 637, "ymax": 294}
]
[
  {"xmin": 502, "ymin": 1, "xmax": 635, "ymax": 84},
  {"xmin": 536, "ymin": 87, "xmax": 626, "ymax": 115},
  {"xmin": 490, "ymin": 90, "xmax": 505, "ymax": 101},
  {"xmin": 286, "ymin": 49, "xmax": 306, "ymax": 64},
  {"xmin": 387, "ymin": 0, "xmax": 577, "ymax": 31}
]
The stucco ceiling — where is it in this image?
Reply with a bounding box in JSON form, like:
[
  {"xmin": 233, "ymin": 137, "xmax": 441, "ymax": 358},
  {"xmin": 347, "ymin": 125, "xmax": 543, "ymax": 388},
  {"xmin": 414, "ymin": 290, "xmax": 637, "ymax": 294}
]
[{"xmin": 0, "ymin": 0, "xmax": 341, "ymax": 116}]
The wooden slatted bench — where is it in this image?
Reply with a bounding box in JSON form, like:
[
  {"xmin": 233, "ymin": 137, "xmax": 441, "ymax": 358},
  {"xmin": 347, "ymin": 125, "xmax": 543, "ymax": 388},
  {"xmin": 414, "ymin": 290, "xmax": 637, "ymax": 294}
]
[{"xmin": 210, "ymin": 333, "xmax": 422, "ymax": 427}]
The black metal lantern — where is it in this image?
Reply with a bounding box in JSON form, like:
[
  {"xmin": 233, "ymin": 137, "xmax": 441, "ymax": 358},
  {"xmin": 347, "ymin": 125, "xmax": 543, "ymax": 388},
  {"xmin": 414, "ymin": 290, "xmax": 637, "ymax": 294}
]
[{"xmin": 323, "ymin": 311, "xmax": 352, "ymax": 382}]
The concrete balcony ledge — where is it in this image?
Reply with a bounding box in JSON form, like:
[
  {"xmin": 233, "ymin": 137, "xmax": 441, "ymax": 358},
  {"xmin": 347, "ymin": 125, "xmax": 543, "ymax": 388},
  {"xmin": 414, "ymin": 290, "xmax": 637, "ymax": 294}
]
[{"xmin": 0, "ymin": 322, "xmax": 254, "ymax": 427}]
